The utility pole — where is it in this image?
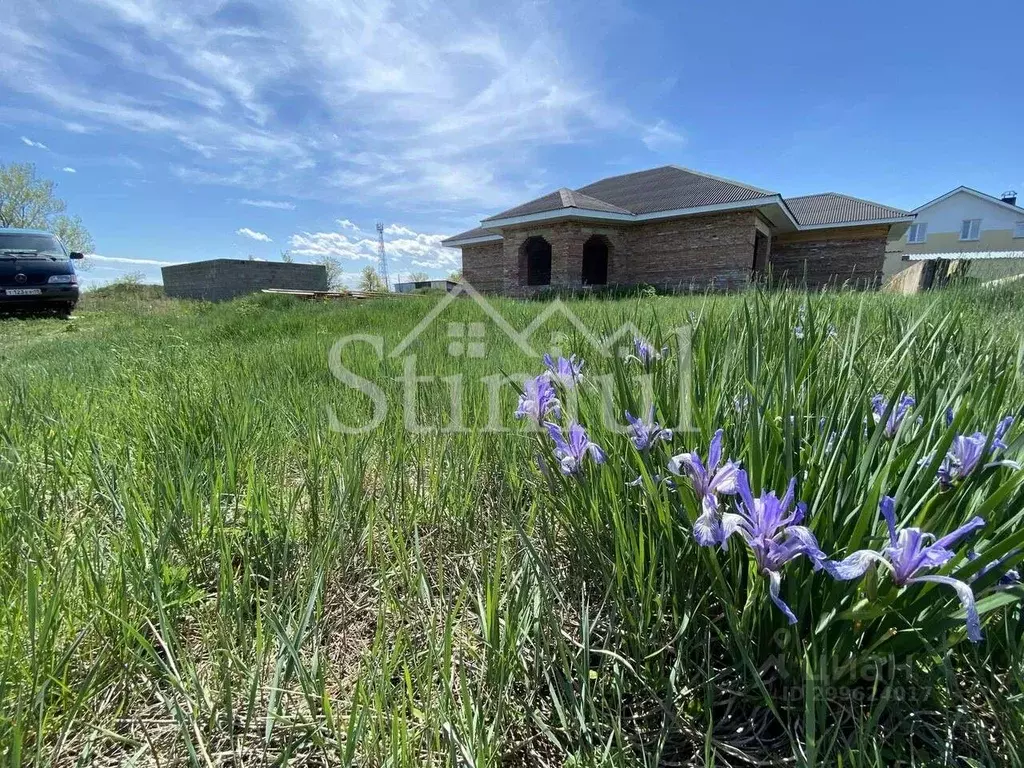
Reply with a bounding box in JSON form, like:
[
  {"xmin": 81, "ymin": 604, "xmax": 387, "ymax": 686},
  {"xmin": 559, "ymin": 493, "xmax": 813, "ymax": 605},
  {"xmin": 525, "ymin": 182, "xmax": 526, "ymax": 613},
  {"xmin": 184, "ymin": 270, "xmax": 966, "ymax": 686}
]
[{"xmin": 376, "ymin": 222, "xmax": 390, "ymax": 291}]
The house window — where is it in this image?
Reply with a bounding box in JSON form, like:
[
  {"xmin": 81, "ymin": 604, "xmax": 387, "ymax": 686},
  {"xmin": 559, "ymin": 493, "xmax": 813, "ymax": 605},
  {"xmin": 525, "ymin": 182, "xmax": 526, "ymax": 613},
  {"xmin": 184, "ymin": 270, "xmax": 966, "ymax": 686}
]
[
  {"xmin": 959, "ymin": 219, "xmax": 981, "ymax": 241},
  {"xmin": 907, "ymin": 223, "xmax": 928, "ymax": 243},
  {"xmin": 581, "ymin": 235, "xmax": 609, "ymax": 286},
  {"xmin": 1014, "ymin": 221, "xmax": 1024, "ymax": 239},
  {"xmin": 521, "ymin": 236, "xmax": 552, "ymax": 286}
]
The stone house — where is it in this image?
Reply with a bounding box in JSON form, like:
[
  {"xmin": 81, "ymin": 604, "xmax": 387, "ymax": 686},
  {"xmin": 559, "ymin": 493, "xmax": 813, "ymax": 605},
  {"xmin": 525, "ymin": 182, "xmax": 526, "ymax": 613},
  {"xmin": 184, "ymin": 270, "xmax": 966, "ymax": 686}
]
[{"xmin": 441, "ymin": 166, "xmax": 914, "ymax": 294}]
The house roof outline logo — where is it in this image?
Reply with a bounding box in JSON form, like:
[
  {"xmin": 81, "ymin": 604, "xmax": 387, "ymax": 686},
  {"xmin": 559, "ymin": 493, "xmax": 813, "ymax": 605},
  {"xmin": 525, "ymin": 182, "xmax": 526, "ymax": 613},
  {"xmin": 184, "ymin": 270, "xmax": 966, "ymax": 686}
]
[
  {"xmin": 390, "ymin": 281, "xmax": 654, "ymax": 361},
  {"xmin": 519, "ymin": 299, "xmax": 646, "ymax": 359},
  {"xmin": 390, "ymin": 281, "xmax": 536, "ymax": 358}
]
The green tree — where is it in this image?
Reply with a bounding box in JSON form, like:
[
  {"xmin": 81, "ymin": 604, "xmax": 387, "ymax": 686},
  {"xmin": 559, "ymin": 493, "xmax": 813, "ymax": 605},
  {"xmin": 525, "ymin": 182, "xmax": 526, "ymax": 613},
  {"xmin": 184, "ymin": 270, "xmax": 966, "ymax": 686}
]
[
  {"xmin": 317, "ymin": 255, "xmax": 345, "ymax": 290},
  {"xmin": 359, "ymin": 265, "xmax": 387, "ymax": 293},
  {"xmin": 0, "ymin": 162, "xmax": 95, "ymax": 253},
  {"xmin": 407, "ymin": 271, "xmax": 429, "ymax": 282},
  {"xmin": 447, "ymin": 269, "xmax": 463, "ymax": 282}
]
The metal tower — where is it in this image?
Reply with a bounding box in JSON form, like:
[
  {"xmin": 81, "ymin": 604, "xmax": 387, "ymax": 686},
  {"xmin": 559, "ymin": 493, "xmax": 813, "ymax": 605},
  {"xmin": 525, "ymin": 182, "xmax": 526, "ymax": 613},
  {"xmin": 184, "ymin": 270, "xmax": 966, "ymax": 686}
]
[{"xmin": 376, "ymin": 222, "xmax": 390, "ymax": 290}]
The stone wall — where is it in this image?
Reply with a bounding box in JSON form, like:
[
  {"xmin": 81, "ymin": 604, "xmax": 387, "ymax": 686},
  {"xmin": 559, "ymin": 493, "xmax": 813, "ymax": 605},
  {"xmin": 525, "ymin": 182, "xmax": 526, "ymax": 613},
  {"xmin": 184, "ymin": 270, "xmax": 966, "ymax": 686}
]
[
  {"xmin": 162, "ymin": 259, "xmax": 328, "ymax": 301},
  {"xmin": 769, "ymin": 226, "xmax": 889, "ymax": 290}
]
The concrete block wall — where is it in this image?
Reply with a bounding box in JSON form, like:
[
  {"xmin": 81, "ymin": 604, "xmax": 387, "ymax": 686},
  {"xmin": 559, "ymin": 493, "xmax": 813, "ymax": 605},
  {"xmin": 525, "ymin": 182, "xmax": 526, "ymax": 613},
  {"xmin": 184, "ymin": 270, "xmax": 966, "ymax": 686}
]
[{"xmin": 161, "ymin": 259, "xmax": 329, "ymax": 301}]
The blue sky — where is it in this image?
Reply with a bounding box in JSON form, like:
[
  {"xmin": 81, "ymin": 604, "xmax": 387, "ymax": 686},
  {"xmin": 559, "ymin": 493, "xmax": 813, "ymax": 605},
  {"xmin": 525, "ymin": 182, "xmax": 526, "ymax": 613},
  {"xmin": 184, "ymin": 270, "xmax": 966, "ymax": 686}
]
[{"xmin": 2, "ymin": 0, "xmax": 1022, "ymax": 288}]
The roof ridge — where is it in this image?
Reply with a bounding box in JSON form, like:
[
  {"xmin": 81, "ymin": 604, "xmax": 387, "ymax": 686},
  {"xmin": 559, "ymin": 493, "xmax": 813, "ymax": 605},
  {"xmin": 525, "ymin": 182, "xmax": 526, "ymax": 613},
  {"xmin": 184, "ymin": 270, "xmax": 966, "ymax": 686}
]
[
  {"xmin": 913, "ymin": 185, "xmax": 1021, "ymax": 214},
  {"xmin": 558, "ymin": 188, "xmax": 574, "ymax": 207},
  {"xmin": 570, "ymin": 165, "xmax": 676, "ymax": 189},
  {"xmin": 666, "ymin": 165, "xmax": 777, "ymax": 196},
  {"xmin": 791, "ymin": 190, "xmax": 909, "ymax": 214}
]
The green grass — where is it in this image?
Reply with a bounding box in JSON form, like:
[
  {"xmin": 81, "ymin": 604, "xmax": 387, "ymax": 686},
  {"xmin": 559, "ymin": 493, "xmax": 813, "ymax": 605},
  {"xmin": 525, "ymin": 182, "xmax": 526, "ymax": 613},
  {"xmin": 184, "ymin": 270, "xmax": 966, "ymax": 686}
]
[{"xmin": 2, "ymin": 284, "xmax": 1024, "ymax": 766}]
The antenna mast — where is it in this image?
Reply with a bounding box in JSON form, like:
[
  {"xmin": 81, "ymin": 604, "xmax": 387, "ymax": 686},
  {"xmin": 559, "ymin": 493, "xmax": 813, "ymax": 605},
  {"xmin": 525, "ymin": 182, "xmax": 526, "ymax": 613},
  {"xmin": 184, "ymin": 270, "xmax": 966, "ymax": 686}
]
[{"xmin": 376, "ymin": 222, "xmax": 390, "ymax": 291}]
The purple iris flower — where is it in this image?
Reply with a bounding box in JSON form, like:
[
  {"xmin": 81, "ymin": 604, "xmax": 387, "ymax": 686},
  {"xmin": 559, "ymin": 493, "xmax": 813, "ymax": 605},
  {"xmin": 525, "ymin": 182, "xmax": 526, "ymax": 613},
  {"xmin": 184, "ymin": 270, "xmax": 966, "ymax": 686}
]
[
  {"xmin": 631, "ymin": 336, "xmax": 667, "ymax": 365},
  {"xmin": 794, "ymin": 325, "xmax": 805, "ymax": 340},
  {"xmin": 822, "ymin": 496, "xmax": 986, "ymax": 642},
  {"xmin": 515, "ymin": 374, "xmax": 560, "ymax": 424},
  {"xmin": 667, "ymin": 429, "xmax": 741, "ymax": 546},
  {"xmin": 716, "ymin": 472, "xmax": 827, "ymax": 624},
  {"xmin": 967, "ymin": 549, "xmax": 1021, "ymax": 588},
  {"xmin": 545, "ymin": 422, "xmax": 606, "ymax": 476},
  {"xmin": 932, "ymin": 416, "xmax": 1019, "ymax": 489},
  {"xmin": 993, "ymin": 414, "xmax": 1015, "ymax": 450},
  {"xmin": 543, "ymin": 354, "xmax": 584, "ymax": 387},
  {"xmin": 625, "ymin": 406, "xmax": 673, "ymax": 452},
  {"xmin": 871, "ymin": 393, "xmax": 916, "ymax": 438}
]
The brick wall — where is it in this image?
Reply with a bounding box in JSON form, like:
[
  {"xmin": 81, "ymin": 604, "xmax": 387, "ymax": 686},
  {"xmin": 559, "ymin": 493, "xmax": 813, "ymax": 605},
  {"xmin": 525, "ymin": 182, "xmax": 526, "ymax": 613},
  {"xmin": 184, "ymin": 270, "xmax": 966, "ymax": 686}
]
[
  {"xmin": 161, "ymin": 259, "xmax": 328, "ymax": 301},
  {"xmin": 463, "ymin": 211, "xmax": 757, "ymax": 294},
  {"xmin": 495, "ymin": 221, "xmax": 629, "ymax": 295},
  {"xmin": 454, "ymin": 212, "xmax": 889, "ymax": 295},
  {"xmin": 769, "ymin": 226, "xmax": 888, "ymax": 290},
  {"xmin": 622, "ymin": 211, "xmax": 756, "ymax": 290},
  {"xmin": 460, "ymin": 241, "xmax": 505, "ymax": 293}
]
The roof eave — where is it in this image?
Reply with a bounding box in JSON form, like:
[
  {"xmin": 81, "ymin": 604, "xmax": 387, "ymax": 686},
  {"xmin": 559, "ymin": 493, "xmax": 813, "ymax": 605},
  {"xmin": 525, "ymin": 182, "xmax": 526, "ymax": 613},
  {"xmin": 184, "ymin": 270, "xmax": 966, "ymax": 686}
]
[
  {"xmin": 441, "ymin": 233, "xmax": 504, "ymax": 247},
  {"xmin": 796, "ymin": 215, "xmax": 915, "ymax": 231},
  {"xmin": 481, "ymin": 196, "xmax": 788, "ymax": 229},
  {"xmin": 913, "ymin": 186, "xmax": 1023, "ymax": 215}
]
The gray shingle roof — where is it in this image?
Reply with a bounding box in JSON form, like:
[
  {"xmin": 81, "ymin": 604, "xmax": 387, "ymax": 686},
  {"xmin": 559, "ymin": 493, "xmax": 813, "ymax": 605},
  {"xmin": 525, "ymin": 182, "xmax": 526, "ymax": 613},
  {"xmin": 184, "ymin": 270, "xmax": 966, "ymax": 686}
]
[
  {"xmin": 786, "ymin": 192, "xmax": 911, "ymax": 226},
  {"xmin": 440, "ymin": 226, "xmax": 502, "ymax": 246},
  {"xmin": 482, "ymin": 167, "xmax": 776, "ymax": 222},
  {"xmin": 575, "ymin": 166, "xmax": 777, "ymax": 215},
  {"xmin": 443, "ymin": 168, "xmax": 912, "ymax": 244},
  {"xmin": 482, "ymin": 187, "xmax": 632, "ymax": 222}
]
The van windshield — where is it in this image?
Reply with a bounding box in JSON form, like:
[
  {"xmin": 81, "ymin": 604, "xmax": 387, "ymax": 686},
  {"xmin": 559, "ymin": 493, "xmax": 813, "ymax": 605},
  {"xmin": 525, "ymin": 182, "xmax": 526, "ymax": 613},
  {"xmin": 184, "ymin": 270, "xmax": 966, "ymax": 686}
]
[{"xmin": 0, "ymin": 232, "xmax": 68, "ymax": 259}]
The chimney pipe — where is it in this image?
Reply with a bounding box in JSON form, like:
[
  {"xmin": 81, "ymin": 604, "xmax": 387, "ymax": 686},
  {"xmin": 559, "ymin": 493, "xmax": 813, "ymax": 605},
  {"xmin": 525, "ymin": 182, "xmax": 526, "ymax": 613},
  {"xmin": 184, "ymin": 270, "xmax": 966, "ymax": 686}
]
[{"xmin": 1001, "ymin": 190, "xmax": 1018, "ymax": 206}]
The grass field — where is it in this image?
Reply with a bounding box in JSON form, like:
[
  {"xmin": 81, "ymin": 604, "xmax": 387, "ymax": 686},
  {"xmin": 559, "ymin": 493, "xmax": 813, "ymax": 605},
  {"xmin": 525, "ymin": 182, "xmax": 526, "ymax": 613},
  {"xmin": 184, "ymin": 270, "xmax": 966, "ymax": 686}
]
[{"xmin": 3, "ymin": 282, "xmax": 1024, "ymax": 766}]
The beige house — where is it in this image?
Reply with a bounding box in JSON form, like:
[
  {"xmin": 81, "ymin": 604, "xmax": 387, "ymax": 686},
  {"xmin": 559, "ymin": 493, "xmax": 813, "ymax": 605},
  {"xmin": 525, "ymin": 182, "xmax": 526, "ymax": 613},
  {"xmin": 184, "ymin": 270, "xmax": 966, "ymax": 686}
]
[
  {"xmin": 884, "ymin": 187, "xmax": 1024, "ymax": 288},
  {"xmin": 443, "ymin": 166, "xmax": 913, "ymax": 295}
]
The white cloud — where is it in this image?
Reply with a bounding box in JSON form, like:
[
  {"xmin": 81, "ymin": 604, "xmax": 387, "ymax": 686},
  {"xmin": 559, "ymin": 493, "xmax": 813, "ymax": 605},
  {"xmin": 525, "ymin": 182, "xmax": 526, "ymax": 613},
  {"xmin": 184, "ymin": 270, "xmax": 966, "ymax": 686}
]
[
  {"xmin": 239, "ymin": 198, "xmax": 296, "ymax": 210},
  {"xmin": 20, "ymin": 135, "xmax": 48, "ymax": 150},
  {"xmin": 0, "ymin": 0, "xmax": 668, "ymax": 212},
  {"xmin": 338, "ymin": 219, "xmax": 360, "ymax": 231},
  {"xmin": 289, "ymin": 221, "xmax": 458, "ymax": 273},
  {"xmin": 237, "ymin": 227, "xmax": 272, "ymax": 242},
  {"xmin": 86, "ymin": 253, "xmax": 180, "ymax": 267},
  {"xmin": 61, "ymin": 166, "xmax": 77, "ymax": 173},
  {"xmin": 641, "ymin": 120, "xmax": 686, "ymax": 152}
]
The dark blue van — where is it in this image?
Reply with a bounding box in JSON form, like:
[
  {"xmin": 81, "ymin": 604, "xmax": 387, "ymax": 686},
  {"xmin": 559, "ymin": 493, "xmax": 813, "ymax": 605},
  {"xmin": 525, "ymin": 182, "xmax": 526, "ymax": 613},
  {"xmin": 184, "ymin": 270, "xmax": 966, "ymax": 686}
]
[{"xmin": 0, "ymin": 228, "xmax": 84, "ymax": 317}]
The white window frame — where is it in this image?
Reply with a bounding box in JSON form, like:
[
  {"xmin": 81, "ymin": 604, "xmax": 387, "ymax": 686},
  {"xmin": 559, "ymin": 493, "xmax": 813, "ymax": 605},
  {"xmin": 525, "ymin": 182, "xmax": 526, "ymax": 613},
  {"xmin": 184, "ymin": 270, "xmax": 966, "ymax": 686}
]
[
  {"xmin": 907, "ymin": 222, "xmax": 928, "ymax": 243},
  {"xmin": 1014, "ymin": 221, "xmax": 1024, "ymax": 239},
  {"xmin": 960, "ymin": 218, "xmax": 981, "ymax": 241}
]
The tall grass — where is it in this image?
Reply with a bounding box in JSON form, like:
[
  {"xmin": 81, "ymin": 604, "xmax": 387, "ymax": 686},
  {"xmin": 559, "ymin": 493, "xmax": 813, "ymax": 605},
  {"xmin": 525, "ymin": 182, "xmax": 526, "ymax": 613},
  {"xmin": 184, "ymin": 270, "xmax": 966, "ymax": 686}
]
[{"xmin": 1, "ymin": 284, "xmax": 1022, "ymax": 765}]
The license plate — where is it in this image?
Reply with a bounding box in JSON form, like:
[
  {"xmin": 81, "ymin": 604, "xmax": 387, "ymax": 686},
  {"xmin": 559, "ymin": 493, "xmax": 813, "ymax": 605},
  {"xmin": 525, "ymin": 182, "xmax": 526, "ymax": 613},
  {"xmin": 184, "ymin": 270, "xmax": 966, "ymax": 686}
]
[{"xmin": 4, "ymin": 288, "xmax": 42, "ymax": 296}]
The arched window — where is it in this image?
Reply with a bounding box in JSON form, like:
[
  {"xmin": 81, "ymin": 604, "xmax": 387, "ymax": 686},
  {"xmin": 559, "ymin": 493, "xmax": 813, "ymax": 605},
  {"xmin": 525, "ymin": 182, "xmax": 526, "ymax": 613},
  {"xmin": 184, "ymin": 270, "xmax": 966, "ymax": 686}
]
[
  {"xmin": 582, "ymin": 235, "xmax": 609, "ymax": 286},
  {"xmin": 522, "ymin": 237, "xmax": 552, "ymax": 286}
]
